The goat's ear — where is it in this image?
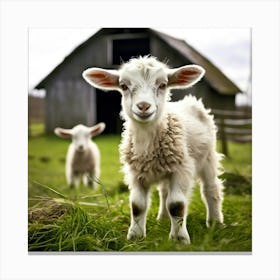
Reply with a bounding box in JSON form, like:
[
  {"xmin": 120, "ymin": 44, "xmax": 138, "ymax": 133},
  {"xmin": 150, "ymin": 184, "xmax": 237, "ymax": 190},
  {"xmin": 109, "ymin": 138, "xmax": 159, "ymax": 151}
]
[
  {"xmin": 82, "ymin": 68, "xmax": 120, "ymax": 91},
  {"xmin": 167, "ymin": 65, "xmax": 205, "ymax": 89},
  {"xmin": 54, "ymin": 128, "xmax": 73, "ymax": 138},
  {"xmin": 89, "ymin": 122, "xmax": 106, "ymax": 137}
]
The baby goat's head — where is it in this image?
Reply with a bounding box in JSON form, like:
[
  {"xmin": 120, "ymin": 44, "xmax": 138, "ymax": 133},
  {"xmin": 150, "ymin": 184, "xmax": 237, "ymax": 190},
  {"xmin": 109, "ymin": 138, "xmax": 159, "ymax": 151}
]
[
  {"xmin": 54, "ymin": 123, "xmax": 105, "ymax": 152},
  {"xmin": 83, "ymin": 56, "xmax": 205, "ymax": 124}
]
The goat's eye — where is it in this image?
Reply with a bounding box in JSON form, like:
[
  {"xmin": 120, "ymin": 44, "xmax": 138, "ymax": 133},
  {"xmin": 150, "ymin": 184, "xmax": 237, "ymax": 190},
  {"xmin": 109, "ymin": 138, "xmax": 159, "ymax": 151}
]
[
  {"xmin": 120, "ymin": 83, "xmax": 128, "ymax": 91},
  {"xmin": 158, "ymin": 83, "xmax": 167, "ymax": 90}
]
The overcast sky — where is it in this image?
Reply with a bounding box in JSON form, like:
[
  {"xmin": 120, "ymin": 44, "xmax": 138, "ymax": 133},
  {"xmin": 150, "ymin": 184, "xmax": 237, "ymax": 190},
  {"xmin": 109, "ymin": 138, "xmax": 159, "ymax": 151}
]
[{"xmin": 29, "ymin": 28, "xmax": 251, "ymax": 104}]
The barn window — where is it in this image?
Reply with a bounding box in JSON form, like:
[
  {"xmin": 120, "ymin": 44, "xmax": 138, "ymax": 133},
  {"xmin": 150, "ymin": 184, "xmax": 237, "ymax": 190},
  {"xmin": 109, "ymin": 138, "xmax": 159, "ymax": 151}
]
[{"xmin": 112, "ymin": 37, "xmax": 150, "ymax": 65}]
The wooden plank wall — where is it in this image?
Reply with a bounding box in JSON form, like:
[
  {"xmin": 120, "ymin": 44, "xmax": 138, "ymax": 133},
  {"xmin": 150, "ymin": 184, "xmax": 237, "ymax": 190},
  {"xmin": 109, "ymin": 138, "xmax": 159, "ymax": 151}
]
[{"xmin": 212, "ymin": 108, "xmax": 252, "ymax": 157}]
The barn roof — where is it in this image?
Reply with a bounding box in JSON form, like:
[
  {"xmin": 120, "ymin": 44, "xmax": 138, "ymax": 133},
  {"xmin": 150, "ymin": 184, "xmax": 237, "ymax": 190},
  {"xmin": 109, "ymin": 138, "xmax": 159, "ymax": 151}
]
[{"xmin": 35, "ymin": 28, "xmax": 241, "ymax": 94}]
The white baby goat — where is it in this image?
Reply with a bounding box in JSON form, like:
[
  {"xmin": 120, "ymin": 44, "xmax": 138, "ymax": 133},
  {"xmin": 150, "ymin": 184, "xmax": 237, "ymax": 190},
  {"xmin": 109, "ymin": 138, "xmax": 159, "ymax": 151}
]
[
  {"xmin": 54, "ymin": 123, "xmax": 105, "ymax": 189},
  {"xmin": 83, "ymin": 56, "xmax": 224, "ymax": 244}
]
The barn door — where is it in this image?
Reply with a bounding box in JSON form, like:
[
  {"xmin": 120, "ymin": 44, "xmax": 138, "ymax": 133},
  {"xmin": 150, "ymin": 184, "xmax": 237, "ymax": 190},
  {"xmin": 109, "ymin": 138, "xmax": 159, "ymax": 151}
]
[
  {"xmin": 96, "ymin": 89, "xmax": 122, "ymax": 134},
  {"xmin": 112, "ymin": 37, "xmax": 150, "ymax": 64}
]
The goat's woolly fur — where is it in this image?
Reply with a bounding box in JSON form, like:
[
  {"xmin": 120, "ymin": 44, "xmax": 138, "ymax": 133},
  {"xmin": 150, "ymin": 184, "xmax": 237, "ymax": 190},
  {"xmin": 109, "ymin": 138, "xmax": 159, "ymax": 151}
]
[
  {"xmin": 120, "ymin": 95, "xmax": 224, "ymax": 184},
  {"xmin": 54, "ymin": 123, "xmax": 105, "ymax": 188},
  {"xmin": 82, "ymin": 56, "xmax": 224, "ymax": 244}
]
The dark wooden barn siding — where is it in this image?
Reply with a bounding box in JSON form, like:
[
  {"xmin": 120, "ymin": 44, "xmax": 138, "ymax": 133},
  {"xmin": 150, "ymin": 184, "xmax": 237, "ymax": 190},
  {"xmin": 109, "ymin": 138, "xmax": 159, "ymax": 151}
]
[
  {"xmin": 195, "ymin": 84, "xmax": 236, "ymax": 110},
  {"xmin": 44, "ymin": 37, "xmax": 110, "ymax": 132},
  {"xmin": 45, "ymin": 79, "xmax": 96, "ymax": 131},
  {"xmin": 28, "ymin": 96, "xmax": 45, "ymax": 122}
]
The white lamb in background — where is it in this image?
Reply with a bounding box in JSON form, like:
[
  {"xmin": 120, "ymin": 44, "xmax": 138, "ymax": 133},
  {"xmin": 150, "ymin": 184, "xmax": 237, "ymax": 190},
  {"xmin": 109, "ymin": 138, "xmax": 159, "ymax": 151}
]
[
  {"xmin": 54, "ymin": 123, "xmax": 105, "ymax": 189},
  {"xmin": 83, "ymin": 56, "xmax": 224, "ymax": 244}
]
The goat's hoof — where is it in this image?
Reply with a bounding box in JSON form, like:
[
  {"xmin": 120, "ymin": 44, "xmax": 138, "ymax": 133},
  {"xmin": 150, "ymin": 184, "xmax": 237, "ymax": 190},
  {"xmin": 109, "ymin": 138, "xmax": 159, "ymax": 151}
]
[
  {"xmin": 127, "ymin": 232, "xmax": 145, "ymax": 241},
  {"xmin": 169, "ymin": 233, "xmax": 191, "ymax": 245},
  {"xmin": 89, "ymin": 184, "xmax": 97, "ymax": 190},
  {"xmin": 206, "ymin": 220, "xmax": 225, "ymax": 228},
  {"xmin": 127, "ymin": 227, "xmax": 145, "ymax": 241}
]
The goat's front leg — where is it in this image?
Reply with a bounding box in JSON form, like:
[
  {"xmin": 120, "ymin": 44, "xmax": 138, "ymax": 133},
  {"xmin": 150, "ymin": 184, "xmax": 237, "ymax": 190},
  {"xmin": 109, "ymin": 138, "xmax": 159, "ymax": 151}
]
[
  {"xmin": 127, "ymin": 182, "xmax": 150, "ymax": 240},
  {"xmin": 67, "ymin": 168, "xmax": 79, "ymax": 188},
  {"xmin": 199, "ymin": 155, "xmax": 224, "ymax": 227},
  {"xmin": 84, "ymin": 167, "xmax": 100, "ymax": 189},
  {"xmin": 167, "ymin": 175, "xmax": 193, "ymax": 244},
  {"xmin": 92, "ymin": 166, "xmax": 101, "ymax": 189}
]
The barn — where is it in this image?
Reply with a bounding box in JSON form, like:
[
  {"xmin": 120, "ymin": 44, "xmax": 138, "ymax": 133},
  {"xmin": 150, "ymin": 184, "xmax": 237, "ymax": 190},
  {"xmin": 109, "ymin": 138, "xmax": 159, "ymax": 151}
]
[{"xmin": 35, "ymin": 28, "xmax": 242, "ymax": 134}]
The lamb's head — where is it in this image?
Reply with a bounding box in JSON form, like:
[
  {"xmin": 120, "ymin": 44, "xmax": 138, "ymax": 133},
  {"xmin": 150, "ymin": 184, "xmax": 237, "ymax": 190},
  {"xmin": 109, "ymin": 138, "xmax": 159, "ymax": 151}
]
[
  {"xmin": 83, "ymin": 56, "xmax": 205, "ymax": 124},
  {"xmin": 54, "ymin": 123, "xmax": 105, "ymax": 152}
]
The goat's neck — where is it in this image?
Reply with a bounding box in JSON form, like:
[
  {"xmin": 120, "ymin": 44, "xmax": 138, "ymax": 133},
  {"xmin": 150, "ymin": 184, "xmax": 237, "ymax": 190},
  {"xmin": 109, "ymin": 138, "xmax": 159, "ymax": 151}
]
[{"xmin": 127, "ymin": 114, "xmax": 168, "ymax": 155}]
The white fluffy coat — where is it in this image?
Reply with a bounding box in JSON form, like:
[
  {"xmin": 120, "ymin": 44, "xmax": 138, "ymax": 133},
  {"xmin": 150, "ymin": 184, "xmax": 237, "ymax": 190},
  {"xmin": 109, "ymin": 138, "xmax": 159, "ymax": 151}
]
[
  {"xmin": 54, "ymin": 123, "xmax": 105, "ymax": 188},
  {"xmin": 83, "ymin": 56, "xmax": 224, "ymax": 243}
]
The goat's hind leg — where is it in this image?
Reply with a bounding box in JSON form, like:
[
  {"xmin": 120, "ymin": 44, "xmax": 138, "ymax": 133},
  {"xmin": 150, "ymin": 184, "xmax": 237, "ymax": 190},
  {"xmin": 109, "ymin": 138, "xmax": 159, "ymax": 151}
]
[
  {"xmin": 157, "ymin": 181, "xmax": 169, "ymax": 220},
  {"xmin": 199, "ymin": 152, "xmax": 224, "ymax": 227}
]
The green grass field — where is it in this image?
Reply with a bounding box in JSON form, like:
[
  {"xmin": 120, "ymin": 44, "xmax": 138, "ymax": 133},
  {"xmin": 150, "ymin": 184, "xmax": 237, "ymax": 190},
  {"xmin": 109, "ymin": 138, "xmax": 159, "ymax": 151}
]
[{"xmin": 28, "ymin": 125, "xmax": 252, "ymax": 252}]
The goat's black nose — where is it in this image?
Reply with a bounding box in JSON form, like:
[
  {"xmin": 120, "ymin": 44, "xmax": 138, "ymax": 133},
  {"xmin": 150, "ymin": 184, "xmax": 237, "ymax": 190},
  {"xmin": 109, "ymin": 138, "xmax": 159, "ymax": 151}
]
[{"xmin": 137, "ymin": 102, "xmax": 151, "ymax": 113}]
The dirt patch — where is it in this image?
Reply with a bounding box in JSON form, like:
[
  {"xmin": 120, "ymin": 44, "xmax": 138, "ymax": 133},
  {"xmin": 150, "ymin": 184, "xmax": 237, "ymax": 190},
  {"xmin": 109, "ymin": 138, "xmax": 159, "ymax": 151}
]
[{"xmin": 28, "ymin": 200, "xmax": 68, "ymax": 223}]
